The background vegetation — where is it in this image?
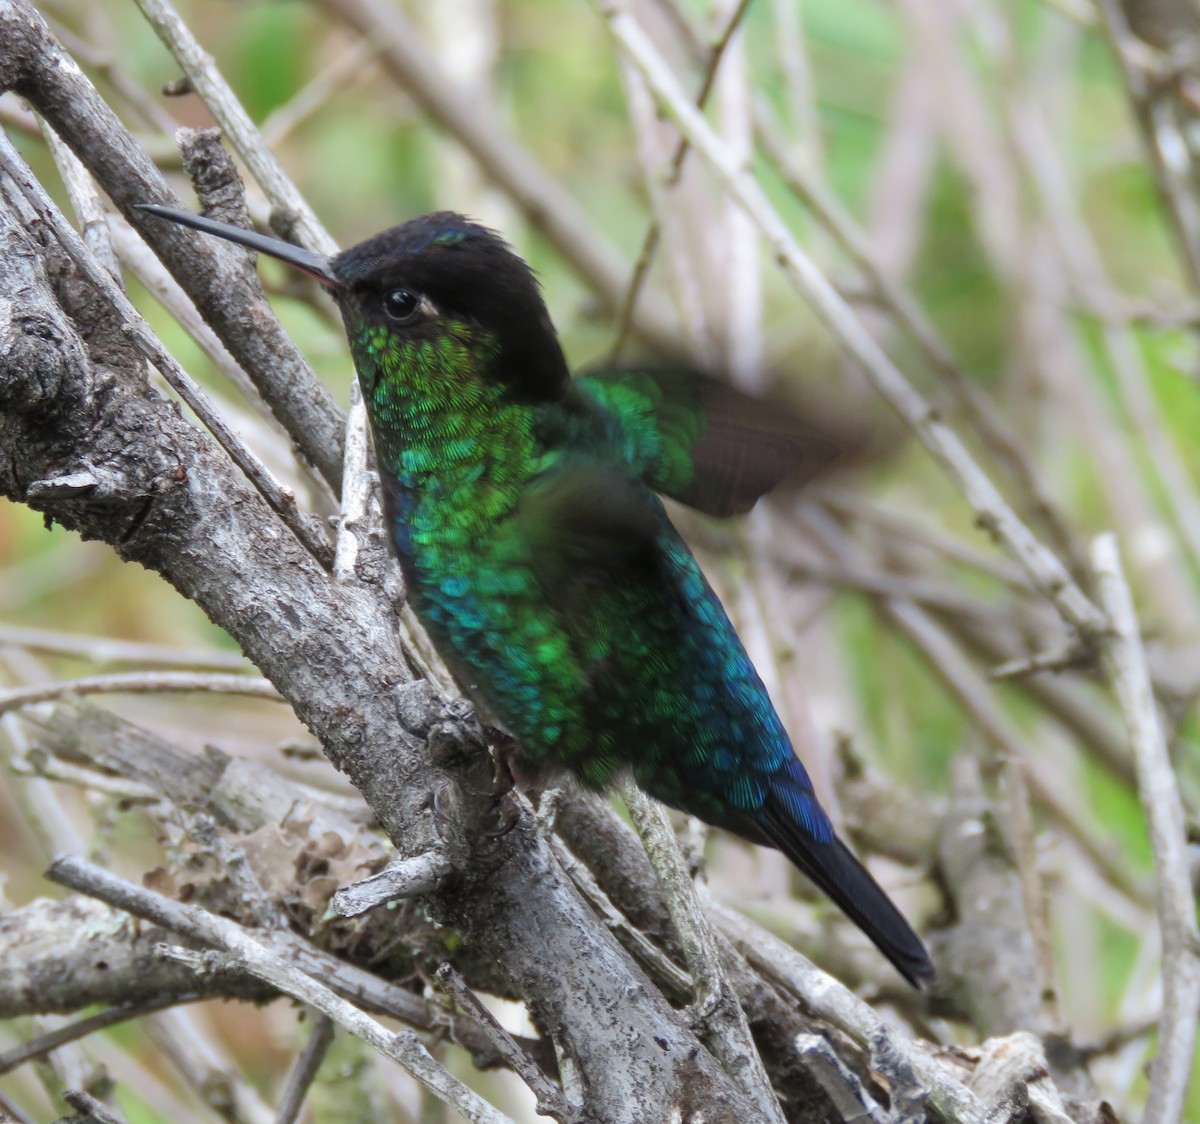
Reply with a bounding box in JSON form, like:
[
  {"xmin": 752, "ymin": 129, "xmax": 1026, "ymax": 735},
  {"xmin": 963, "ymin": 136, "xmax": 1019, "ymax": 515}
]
[{"xmin": 1, "ymin": 0, "xmax": 1199, "ymax": 1120}]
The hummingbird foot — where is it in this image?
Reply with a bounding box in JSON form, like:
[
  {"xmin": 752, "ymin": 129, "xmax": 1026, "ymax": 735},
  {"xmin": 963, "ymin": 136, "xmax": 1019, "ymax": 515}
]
[
  {"xmin": 480, "ymin": 732, "xmax": 562, "ymax": 837},
  {"xmin": 482, "ymin": 725, "xmax": 519, "ymax": 795},
  {"xmin": 481, "ymin": 789, "xmax": 522, "ymax": 837},
  {"xmin": 477, "ymin": 726, "xmax": 522, "ymax": 834}
]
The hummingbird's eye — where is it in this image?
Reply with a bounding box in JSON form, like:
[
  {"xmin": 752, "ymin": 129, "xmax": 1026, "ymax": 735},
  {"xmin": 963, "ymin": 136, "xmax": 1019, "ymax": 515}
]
[{"xmin": 383, "ymin": 288, "xmax": 420, "ymax": 323}]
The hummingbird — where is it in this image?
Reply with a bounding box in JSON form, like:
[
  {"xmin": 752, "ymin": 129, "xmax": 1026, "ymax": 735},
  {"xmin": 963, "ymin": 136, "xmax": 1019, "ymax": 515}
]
[{"xmin": 139, "ymin": 203, "xmax": 934, "ymax": 987}]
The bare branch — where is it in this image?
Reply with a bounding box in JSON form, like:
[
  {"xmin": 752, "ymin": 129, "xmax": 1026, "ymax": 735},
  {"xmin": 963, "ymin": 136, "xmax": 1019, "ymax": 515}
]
[
  {"xmin": 0, "ymin": 673, "xmax": 281, "ymax": 717},
  {"xmin": 46, "ymin": 856, "xmax": 517, "ymax": 1124},
  {"xmin": 273, "ymin": 1014, "xmax": 335, "ymax": 1124},
  {"xmin": 1092, "ymin": 533, "xmax": 1200, "ymax": 1123},
  {"xmin": 588, "ymin": 0, "xmax": 1107, "ymax": 646}
]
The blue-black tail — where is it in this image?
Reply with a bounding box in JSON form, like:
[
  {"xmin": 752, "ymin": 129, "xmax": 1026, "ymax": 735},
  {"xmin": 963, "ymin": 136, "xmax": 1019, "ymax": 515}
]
[{"xmin": 758, "ymin": 794, "xmax": 935, "ymax": 988}]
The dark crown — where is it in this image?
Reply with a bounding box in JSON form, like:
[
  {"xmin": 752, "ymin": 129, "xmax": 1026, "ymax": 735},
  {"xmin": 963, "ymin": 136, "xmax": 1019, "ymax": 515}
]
[{"xmin": 333, "ymin": 212, "xmax": 570, "ymax": 399}]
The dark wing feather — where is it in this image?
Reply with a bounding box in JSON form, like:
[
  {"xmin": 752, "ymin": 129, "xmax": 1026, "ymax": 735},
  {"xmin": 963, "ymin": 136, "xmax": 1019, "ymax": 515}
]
[
  {"xmin": 680, "ymin": 378, "xmax": 842, "ymax": 516},
  {"xmin": 512, "ymin": 460, "xmax": 662, "ymax": 608},
  {"xmin": 574, "ymin": 369, "xmax": 842, "ymax": 517}
]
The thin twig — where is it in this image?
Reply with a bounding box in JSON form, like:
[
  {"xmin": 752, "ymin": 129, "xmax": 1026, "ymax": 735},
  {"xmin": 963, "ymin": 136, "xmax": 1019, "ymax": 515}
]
[
  {"xmin": 0, "ymin": 624, "xmax": 249, "ymax": 671},
  {"xmin": 0, "ymin": 672, "xmax": 88, "ymax": 859},
  {"xmin": 46, "ymin": 19, "xmax": 179, "ymax": 135},
  {"xmin": 131, "ymin": 0, "xmax": 336, "ymax": 255},
  {"xmin": 62, "ymin": 1090, "xmax": 127, "ymax": 1124},
  {"xmin": 435, "ymin": 964, "xmax": 578, "ymax": 1123},
  {"xmin": 621, "ymin": 784, "xmax": 722, "ymax": 1013},
  {"xmin": 716, "ymin": 6, "xmax": 764, "ymax": 386},
  {"xmin": 0, "ymin": 672, "xmax": 282, "ymax": 717},
  {"xmin": 712, "ymin": 901, "xmax": 985, "ymax": 1124},
  {"xmin": 312, "ymin": 0, "xmax": 682, "ymax": 354},
  {"xmin": 616, "ymin": 60, "xmax": 715, "ymax": 364},
  {"xmin": 818, "ymin": 490, "xmax": 1035, "ymax": 594},
  {"xmin": 10, "ymin": 752, "xmax": 158, "ymax": 801},
  {"xmin": 799, "ymin": 509, "xmax": 1060, "ymax": 1023},
  {"xmin": 783, "ymin": 554, "xmax": 1011, "ymax": 621},
  {"xmin": 46, "ymin": 856, "xmax": 516, "ymax": 1124},
  {"xmin": 83, "ymin": 1029, "xmax": 210, "ymax": 1123},
  {"xmin": 146, "ymin": 1003, "xmax": 275, "ymax": 1124},
  {"xmin": 38, "ymin": 118, "xmax": 120, "ymax": 284},
  {"xmin": 588, "ymin": 0, "xmax": 1106, "ymax": 647},
  {"xmin": 106, "ymin": 216, "xmax": 302, "ymax": 436},
  {"xmin": 608, "ymin": 0, "xmax": 754, "ymax": 362},
  {"xmin": 755, "ymin": 97, "xmax": 1085, "ymax": 575},
  {"xmin": 621, "ymin": 783, "xmax": 786, "ymax": 1124},
  {"xmin": 260, "ymin": 36, "xmax": 382, "ymax": 150},
  {"xmin": 1094, "ymin": 0, "xmax": 1200, "ymax": 294},
  {"xmin": 550, "ymin": 836, "xmax": 693, "ymax": 998},
  {"xmin": 770, "ymin": 0, "xmax": 823, "ymax": 161},
  {"xmin": 0, "ymin": 994, "xmax": 202, "ymax": 1077},
  {"xmin": 1091, "ymin": 533, "xmax": 1200, "ymax": 1124},
  {"xmin": 0, "ymin": 1087, "xmax": 36, "ymax": 1124},
  {"xmin": 332, "ymin": 386, "xmax": 375, "ymax": 584},
  {"xmin": 804, "ymin": 496, "xmax": 1148, "ymax": 914},
  {"xmin": 273, "ymin": 1013, "xmax": 335, "ymax": 1124},
  {"xmin": 1001, "ymin": 55, "xmax": 1200, "ymax": 621}
]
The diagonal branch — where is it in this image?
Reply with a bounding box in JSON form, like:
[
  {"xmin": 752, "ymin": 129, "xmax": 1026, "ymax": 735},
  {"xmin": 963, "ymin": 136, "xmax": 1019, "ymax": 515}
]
[
  {"xmin": 0, "ymin": 0, "xmax": 346, "ymax": 488},
  {"xmin": 46, "ymin": 855, "xmax": 516, "ymax": 1124},
  {"xmin": 588, "ymin": 0, "xmax": 1107, "ymax": 646}
]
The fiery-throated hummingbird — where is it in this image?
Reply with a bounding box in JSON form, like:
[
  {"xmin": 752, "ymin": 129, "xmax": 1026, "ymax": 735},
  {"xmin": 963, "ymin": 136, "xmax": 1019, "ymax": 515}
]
[{"xmin": 139, "ymin": 203, "xmax": 934, "ymax": 987}]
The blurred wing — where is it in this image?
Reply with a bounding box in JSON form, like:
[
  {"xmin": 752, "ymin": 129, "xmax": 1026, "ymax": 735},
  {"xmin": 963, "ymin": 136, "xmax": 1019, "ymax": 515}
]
[
  {"xmin": 575, "ymin": 369, "xmax": 841, "ymax": 517},
  {"xmin": 510, "ymin": 459, "xmax": 663, "ymax": 604}
]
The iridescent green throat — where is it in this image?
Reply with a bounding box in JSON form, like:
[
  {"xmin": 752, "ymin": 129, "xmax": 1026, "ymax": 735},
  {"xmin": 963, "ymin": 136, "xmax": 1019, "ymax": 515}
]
[{"xmin": 350, "ymin": 320, "xmax": 541, "ymax": 554}]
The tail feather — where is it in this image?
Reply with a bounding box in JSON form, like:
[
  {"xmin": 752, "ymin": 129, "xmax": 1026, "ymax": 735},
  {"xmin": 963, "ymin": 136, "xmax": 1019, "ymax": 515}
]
[{"xmin": 759, "ymin": 797, "xmax": 934, "ymax": 988}]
